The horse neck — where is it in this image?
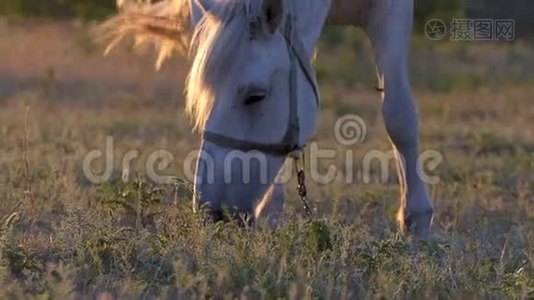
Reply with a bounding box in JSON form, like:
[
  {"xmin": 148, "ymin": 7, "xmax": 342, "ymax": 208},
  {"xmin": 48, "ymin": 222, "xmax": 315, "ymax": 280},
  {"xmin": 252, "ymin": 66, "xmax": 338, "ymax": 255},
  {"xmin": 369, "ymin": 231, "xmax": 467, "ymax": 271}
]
[{"xmin": 288, "ymin": 0, "xmax": 331, "ymax": 51}]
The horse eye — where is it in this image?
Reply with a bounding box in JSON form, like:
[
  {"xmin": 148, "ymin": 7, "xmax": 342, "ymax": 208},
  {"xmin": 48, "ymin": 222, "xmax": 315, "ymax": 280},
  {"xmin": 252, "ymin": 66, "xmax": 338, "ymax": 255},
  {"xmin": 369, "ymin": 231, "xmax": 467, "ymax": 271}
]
[{"xmin": 244, "ymin": 93, "xmax": 266, "ymax": 106}]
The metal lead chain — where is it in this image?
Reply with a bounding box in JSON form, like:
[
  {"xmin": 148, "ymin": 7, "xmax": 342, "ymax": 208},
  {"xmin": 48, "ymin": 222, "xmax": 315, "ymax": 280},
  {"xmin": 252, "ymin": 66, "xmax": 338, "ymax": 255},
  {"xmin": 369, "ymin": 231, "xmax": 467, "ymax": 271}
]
[{"xmin": 293, "ymin": 152, "xmax": 313, "ymax": 222}]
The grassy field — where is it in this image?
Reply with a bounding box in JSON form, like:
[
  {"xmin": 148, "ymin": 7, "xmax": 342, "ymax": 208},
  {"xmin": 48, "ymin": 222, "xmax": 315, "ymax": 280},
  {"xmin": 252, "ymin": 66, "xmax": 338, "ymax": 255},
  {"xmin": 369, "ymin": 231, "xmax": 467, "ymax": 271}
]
[{"xmin": 0, "ymin": 21, "xmax": 533, "ymax": 298}]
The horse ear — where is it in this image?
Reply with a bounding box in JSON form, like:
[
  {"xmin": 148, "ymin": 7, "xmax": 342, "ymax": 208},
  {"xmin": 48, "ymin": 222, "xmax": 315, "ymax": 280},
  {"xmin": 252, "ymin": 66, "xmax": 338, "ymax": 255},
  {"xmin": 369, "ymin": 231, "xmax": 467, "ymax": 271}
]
[
  {"xmin": 191, "ymin": 0, "xmax": 214, "ymax": 26},
  {"xmin": 261, "ymin": 0, "xmax": 283, "ymax": 33}
]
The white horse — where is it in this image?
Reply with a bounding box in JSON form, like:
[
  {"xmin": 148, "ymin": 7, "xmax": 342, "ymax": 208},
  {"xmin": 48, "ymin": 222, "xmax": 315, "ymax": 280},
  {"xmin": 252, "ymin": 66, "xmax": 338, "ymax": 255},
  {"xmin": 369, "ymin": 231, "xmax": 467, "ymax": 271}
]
[{"xmin": 99, "ymin": 0, "xmax": 434, "ymax": 239}]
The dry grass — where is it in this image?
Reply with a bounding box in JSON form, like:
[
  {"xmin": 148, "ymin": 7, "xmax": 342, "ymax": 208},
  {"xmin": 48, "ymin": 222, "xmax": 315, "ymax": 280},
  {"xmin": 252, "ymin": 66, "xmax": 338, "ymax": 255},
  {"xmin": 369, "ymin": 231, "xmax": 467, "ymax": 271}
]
[{"xmin": 0, "ymin": 21, "xmax": 533, "ymax": 299}]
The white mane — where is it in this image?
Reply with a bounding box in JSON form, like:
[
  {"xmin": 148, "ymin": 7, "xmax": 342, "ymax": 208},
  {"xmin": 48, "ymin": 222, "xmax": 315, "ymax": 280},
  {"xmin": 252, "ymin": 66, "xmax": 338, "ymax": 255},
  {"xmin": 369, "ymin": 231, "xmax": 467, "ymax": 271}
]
[{"xmin": 187, "ymin": 0, "xmax": 258, "ymax": 131}]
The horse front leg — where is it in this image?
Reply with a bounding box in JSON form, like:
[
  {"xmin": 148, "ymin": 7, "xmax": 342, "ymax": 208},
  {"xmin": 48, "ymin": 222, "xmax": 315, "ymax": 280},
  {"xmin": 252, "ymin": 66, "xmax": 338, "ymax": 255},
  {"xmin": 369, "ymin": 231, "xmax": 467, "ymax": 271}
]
[{"xmin": 364, "ymin": 0, "xmax": 434, "ymax": 239}]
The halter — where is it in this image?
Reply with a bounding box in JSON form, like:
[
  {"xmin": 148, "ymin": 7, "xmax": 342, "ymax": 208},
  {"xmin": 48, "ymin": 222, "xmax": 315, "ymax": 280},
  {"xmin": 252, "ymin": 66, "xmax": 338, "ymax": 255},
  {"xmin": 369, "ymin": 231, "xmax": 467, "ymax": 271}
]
[{"xmin": 202, "ymin": 14, "xmax": 320, "ymax": 157}]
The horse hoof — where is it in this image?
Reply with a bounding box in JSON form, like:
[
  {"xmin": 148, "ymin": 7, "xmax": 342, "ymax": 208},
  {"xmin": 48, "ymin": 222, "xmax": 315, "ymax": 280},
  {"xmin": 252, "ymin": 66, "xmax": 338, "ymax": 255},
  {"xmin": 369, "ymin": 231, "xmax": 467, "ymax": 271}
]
[
  {"xmin": 398, "ymin": 209, "xmax": 434, "ymax": 241},
  {"xmin": 406, "ymin": 210, "xmax": 434, "ymax": 241}
]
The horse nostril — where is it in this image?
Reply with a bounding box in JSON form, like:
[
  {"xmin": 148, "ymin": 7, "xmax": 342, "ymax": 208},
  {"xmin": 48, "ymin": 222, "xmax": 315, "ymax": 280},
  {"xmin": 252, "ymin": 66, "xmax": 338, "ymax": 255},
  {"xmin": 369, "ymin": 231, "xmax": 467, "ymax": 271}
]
[{"xmin": 244, "ymin": 93, "xmax": 266, "ymax": 106}]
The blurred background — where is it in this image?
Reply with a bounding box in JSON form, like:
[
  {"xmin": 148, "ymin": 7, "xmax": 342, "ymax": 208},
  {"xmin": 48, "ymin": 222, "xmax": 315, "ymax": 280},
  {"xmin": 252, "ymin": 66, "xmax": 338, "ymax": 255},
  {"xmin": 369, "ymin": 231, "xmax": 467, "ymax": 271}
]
[{"xmin": 1, "ymin": 0, "xmax": 534, "ymax": 31}]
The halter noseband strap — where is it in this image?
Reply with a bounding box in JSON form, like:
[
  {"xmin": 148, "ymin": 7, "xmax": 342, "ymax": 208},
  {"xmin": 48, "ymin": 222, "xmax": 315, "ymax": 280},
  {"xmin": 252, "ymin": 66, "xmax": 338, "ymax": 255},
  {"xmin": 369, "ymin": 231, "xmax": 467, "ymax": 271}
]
[{"xmin": 203, "ymin": 14, "xmax": 319, "ymax": 156}]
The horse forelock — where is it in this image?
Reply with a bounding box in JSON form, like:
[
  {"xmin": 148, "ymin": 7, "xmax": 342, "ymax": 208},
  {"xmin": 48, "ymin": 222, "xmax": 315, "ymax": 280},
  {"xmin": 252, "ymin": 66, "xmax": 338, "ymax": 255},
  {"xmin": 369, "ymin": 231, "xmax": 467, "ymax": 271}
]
[
  {"xmin": 186, "ymin": 0, "xmax": 270, "ymax": 132},
  {"xmin": 186, "ymin": 1, "xmax": 245, "ymax": 131}
]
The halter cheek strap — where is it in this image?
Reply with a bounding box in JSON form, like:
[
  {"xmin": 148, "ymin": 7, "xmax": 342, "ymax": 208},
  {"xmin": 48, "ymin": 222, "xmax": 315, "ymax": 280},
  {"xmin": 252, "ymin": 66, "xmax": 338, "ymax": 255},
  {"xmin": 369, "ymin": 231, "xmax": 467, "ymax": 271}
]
[
  {"xmin": 203, "ymin": 14, "xmax": 320, "ymax": 156},
  {"xmin": 283, "ymin": 16, "xmax": 320, "ymax": 106}
]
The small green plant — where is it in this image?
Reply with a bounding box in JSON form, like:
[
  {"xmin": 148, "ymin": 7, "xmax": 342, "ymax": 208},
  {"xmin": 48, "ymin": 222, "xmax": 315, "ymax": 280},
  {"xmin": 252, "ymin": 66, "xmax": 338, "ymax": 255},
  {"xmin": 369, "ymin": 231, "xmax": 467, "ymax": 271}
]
[
  {"xmin": 98, "ymin": 177, "xmax": 193, "ymax": 230},
  {"xmin": 303, "ymin": 220, "xmax": 333, "ymax": 253}
]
